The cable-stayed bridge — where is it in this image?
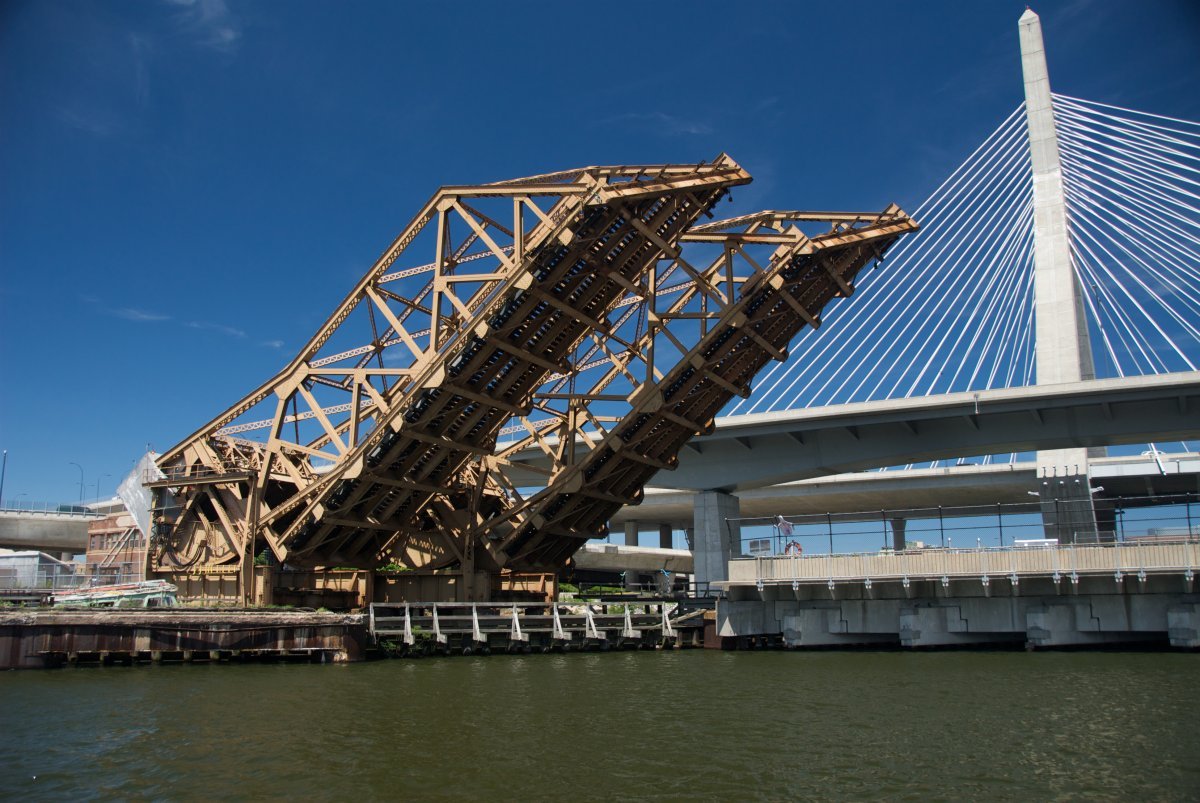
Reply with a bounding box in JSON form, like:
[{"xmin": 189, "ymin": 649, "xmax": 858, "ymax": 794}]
[
  {"xmin": 587, "ymin": 11, "xmax": 1200, "ymax": 586},
  {"xmin": 594, "ymin": 93, "xmax": 1200, "ymax": 525},
  {"xmin": 699, "ymin": 13, "xmax": 1200, "ymax": 652},
  {"xmin": 732, "ymin": 95, "xmax": 1200, "ymax": 414}
]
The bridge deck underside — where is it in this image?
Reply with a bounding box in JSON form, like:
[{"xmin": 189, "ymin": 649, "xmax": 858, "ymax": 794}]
[
  {"xmin": 504, "ymin": 226, "xmax": 913, "ymax": 570},
  {"xmin": 285, "ymin": 187, "xmax": 731, "ymax": 566}
]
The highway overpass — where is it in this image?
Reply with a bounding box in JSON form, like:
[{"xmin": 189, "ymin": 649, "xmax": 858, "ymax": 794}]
[
  {"xmin": 611, "ymin": 452, "xmax": 1200, "ymax": 533},
  {"xmin": 0, "ymin": 508, "xmax": 101, "ymax": 554},
  {"xmin": 504, "ymin": 372, "xmax": 1200, "ymax": 492}
]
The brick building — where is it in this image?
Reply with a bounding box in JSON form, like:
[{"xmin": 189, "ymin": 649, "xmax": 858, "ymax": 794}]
[{"xmin": 84, "ymin": 498, "xmax": 147, "ymax": 584}]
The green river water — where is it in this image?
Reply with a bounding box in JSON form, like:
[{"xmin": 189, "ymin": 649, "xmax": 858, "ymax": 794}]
[{"xmin": 1, "ymin": 650, "xmax": 1197, "ymax": 801}]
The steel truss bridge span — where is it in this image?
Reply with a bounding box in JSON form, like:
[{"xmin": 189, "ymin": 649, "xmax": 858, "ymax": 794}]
[{"xmin": 149, "ymin": 156, "xmax": 914, "ymax": 599}]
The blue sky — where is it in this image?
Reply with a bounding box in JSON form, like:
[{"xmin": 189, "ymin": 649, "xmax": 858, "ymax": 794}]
[{"xmin": 2, "ymin": 0, "xmax": 1198, "ymax": 504}]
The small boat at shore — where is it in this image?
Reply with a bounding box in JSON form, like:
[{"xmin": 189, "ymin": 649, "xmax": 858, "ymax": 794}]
[{"xmin": 53, "ymin": 580, "xmax": 178, "ymax": 608}]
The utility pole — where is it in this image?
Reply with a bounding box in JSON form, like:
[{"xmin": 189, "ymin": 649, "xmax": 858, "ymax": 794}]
[{"xmin": 69, "ymin": 461, "xmax": 84, "ymax": 503}]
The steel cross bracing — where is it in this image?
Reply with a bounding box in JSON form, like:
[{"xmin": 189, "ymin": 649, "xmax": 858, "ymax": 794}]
[
  {"xmin": 148, "ymin": 156, "xmax": 914, "ymax": 583},
  {"xmin": 487, "ymin": 208, "xmax": 916, "ymax": 570}
]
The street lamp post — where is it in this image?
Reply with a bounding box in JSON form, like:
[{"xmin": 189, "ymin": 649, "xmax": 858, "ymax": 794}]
[
  {"xmin": 69, "ymin": 462, "xmax": 84, "ymax": 503},
  {"xmin": 94, "ymin": 474, "xmax": 111, "ymax": 501},
  {"xmin": 0, "ymin": 449, "xmax": 7, "ymax": 506}
]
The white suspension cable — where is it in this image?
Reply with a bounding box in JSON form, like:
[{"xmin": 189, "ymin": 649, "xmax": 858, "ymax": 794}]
[
  {"xmin": 1054, "ymin": 93, "xmax": 1200, "ymax": 131},
  {"xmin": 1063, "ymin": 164, "xmax": 1200, "ymax": 315},
  {"xmin": 844, "ymin": 144, "xmax": 1033, "ymax": 403},
  {"xmin": 1067, "ymin": 186, "xmax": 1196, "ymax": 371},
  {"xmin": 738, "ymin": 107, "xmax": 1031, "ymax": 412},
  {"xmin": 743, "ymin": 111, "xmax": 1031, "ymax": 411},
  {"xmin": 902, "ymin": 200, "xmax": 1034, "ymax": 397}
]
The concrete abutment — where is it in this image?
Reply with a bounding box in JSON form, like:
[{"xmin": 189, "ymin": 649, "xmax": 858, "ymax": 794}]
[{"xmin": 716, "ymin": 585, "xmax": 1200, "ymax": 650}]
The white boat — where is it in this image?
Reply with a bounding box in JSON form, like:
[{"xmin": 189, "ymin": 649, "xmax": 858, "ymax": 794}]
[{"xmin": 53, "ymin": 580, "xmax": 178, "ymax": 608}]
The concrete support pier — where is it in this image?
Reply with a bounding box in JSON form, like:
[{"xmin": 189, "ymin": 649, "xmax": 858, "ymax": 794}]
[
  {"xmin": 1039, "ymin": 471, "xmax": 1102, "ymax": 543},
  {"xmin": 694, "ymin": 490, "xmax": 740, "ymax": 588},
  {"xmin": 620, "ymin": 522, "xmax": 675, "ymax": 551}
]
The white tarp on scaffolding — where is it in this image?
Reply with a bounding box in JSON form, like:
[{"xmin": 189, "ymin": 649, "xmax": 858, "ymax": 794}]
[{"xmin": 118, "ymin": 451, "xmax": 162, "ymax": 538}]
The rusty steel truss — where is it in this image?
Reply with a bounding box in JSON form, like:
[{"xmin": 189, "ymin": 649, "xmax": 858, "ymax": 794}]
[{"xmin": 148, "ymin": 155, "xmax": 916, "ymax": 601}]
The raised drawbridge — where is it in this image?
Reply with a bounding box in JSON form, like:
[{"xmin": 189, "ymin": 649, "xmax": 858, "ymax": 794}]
[{"xmin": 147, "ymin": 155, "xmax": 916, "ymax": 602}]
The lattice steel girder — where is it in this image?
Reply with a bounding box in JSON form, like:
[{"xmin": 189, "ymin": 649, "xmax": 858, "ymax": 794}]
[
  {"xmin": 150, "ymin": 157, "xmax": 751, "ymax": 573},
  {"xmin": 477, "ymin": 206, "xmax": 918, "ymax": 570}
]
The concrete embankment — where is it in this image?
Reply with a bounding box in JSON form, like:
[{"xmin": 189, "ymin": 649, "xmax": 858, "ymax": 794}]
[{"xmin": 0, "ymin": 609, "xmax": 367, "ymax": 669}]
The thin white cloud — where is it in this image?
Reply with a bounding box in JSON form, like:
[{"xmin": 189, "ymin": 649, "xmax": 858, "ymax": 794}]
[
  {"xmin": 600, "ymin": 111, "xmax": 713, "ymax": 136},
  {"xmin": 112, "ymin": 307, "xmax": 171, "ymax": 322},
  {"xmin": 164, "ymin": 0, "xmax": 242, "ymax": 52},
  {"xmin": 186, "ymin": 320, "xmax": 247, "ymax": 338},
  {"xmin": 260, "ymin": 339, "xmax": 285, "ymax": 350},
  {"xmin": 129, "ymin": 33, "xmax": 151, "ymax": 107},
  {"xmin": 87, "ymin": 295, "xmax": 261, "ymax": 341},
  {"xmin": 55, "ymin": 106, "xmax": 121, "ymax": 137},
  {"xmin": 751, "ymin": 96, "xmax": 780, "ymax": 114}
]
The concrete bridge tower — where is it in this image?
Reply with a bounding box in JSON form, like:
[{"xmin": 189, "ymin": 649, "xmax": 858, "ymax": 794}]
[{"xmin": 1020, "ymin": 9, "xmax": 1103, "ymax": 542}]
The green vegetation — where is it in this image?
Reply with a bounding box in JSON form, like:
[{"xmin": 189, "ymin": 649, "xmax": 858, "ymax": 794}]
[
  {"xmin": 378, "ymin": 562, "xmax": 412, "ymax": 572},
  {"xmin": 558, "ymin": 584, "xmax": 631, "ymax": 603},
  {"xmin": 253, "ymin": 550, "xmax": 270, "ymax": 566},
  {"xmin": 579, "ymin": 585, "xmax": 626, "ymax": 596}
]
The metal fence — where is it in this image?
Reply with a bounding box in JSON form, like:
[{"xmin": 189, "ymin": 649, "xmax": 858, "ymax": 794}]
[
  {"xmin": 735, "ymin": 493, "xmax": 1200, "ymax": 557},
  {"xmin": 0, "ymin": 499, "xmax": 106, "ymax": 515},
  {"xmin": 731, "ymin": 538, "xmax": 1200, "ymax": 587},
  {"xmin": 0, "ymin": 570, "xmax": 140, "ymax": 592}
]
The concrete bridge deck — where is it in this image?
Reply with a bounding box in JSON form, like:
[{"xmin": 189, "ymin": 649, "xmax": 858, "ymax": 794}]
[
  {"xmin": 612, "ymin": 452, "xmax": 1200, "ymax": 532},
  {"xmin": 716, "ymin": 540, "xmax": 1200, "ymax": 649},
  {"xmin": 503, "ymin": 372, "xmax": 1200, "ymax": 491},
  {"xmin": 0, "ymin": 508, "xmax": 102, "ymax": 553}
]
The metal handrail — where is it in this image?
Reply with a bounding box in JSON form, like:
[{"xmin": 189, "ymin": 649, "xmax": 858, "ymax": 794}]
[
  {"xmin": 0, "ymin": 500, "xmax": 106, "ymax": 516},
  {"xmin": 735, "ymin": 535, "xmax": 1200, "ymax": 561},
  {"xmin": 738, "ymin": 538, "xmax": 1200, "ymax": 585}
]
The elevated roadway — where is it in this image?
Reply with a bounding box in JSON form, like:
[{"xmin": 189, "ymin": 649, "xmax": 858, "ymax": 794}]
[
  {"xmin": 504, "ymin": 372, "xmax": 1200, "ymax": 492},
  {"xmin": 0, "ymin": 509, "xmax": 100, "ymax": 553},
  {"xmin": 610, "ymin": 452, "xmax": 1200, "ymax": 532}
]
